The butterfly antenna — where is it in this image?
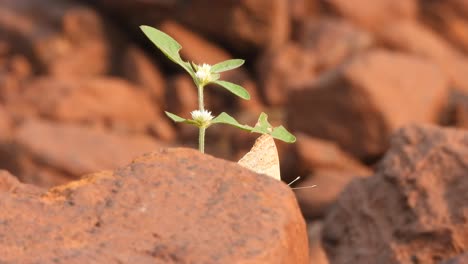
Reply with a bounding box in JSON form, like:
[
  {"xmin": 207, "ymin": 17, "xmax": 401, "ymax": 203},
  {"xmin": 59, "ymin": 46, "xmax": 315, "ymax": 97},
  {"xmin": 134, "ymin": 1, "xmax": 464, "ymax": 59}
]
[
  {"xmin": 287, "ymin": 176, "xmax": 301, "ymax": 186},
  {"xmin": 288, "ymin": 176, "xmax": 317, "ymax": 190}
]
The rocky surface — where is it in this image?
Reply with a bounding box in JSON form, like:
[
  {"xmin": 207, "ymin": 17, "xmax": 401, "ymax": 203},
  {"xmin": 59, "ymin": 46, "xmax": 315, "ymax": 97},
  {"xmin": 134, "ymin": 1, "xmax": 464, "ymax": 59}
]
[
  {"xmin": 292, "ymin": 134, "xmax": 372, "ymax": 219},
  {"xmin": 322, "ymin": 125, "xmax": 468, "ymax": 264},
  {"xmin": 289, "ymin": 49, "xmax": 449, "ymax": 159},
  {"xmin": 0, "ymin": 148, "xmax": 308, "ymax": 263},
  {"xmin": 0, "ymin": 119, "xmax": 164, "ymax": 187},
  {"xmin": 2, "ymin": 0, "xmax": 468, "ymax": 262}
]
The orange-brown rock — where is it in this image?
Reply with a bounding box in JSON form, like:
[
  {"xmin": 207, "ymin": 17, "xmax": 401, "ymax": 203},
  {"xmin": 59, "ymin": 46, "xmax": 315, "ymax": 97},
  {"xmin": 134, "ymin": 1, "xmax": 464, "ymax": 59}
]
[
  {"xmin": 292, "ymin": 134, "xmax": 371, "ymax": 218},
  {"xmin": 326, "ymin": 0, "xmax": 418, "ymax": 31},
  {"xmin": 0, "ymin": 0, "xmax": 112, "ymax": 77},
  {"xmin": 10, "ymin": 77, "xmax": 174, "ymax": 141},
  {"xmin": 256, "ymin": 42, "xmax": 316, "ymax": 106},
  {"xmin": 0, "ymin": 148, "xmax": 308, "ymax": 263},
  {"xmin": 323, "ymin": 125, "xmax": 468, "ymax": 264},
  {"xmin": 288, "ymin": 49, "xmax": 449, "ymax": 159},
  {"xmin": 298, "ymin": 18, "xmax": 374, "ymax": 72},
  {"xmin": 307, "ymin": 222, "xmax": 329, "ymax": 264},
  {"xmin": 441, "ymin": 253, "xmax": 468, "ymax": 264},
  {"xmin": 121, "ymin": 45, "xmax": 166, "ymax": 106},
  {"xmin": 423, "ymin": 0, "xmax": 468, "ymax": 54},
  {"xmin": 1, "ymin": 119, "xmax": 164, "ymax": 187},
  {"xmin": 380, "ymin": 20, "xmax": 468, "ymax": 92},
  {"xmin": 95, "ymin": 0, "xmax": 290, "ymax": 52}
]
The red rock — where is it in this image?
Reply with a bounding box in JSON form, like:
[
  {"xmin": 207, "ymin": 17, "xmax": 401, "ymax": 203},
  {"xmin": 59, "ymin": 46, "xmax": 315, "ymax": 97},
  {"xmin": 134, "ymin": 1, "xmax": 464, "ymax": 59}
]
[
  {"xmin": 11, "ymin": 77, "xmax": 175, "ymax": 141},
  {"xmin": 0, "ymin": 148, "xmax": 309, "ymax": 263},
  {"xmin": 441, "ymin": 253, "xmax": 468, "ymax": 264},
  {"xmin": 379, "ymin": 20, "xmax": 468, "ymax": 92},
  {"xmin": 293, "ymin": 134, "xmax": 371, "ymax": 218},
  {"xmin": 326, "ymin": 0, "xmax": 418, "ymax": 31},
  {"xmin": 288, "ymin": 49, "xmax": 449, "ymax": 158},
  {"xmin": 2, "ymin": 119, "xmax": 164, "ymax": 187},
  {"xmin": 307, "ymin": 221, "xmax": 329, "ymax": 264},
  {"xmin": 322, "ymin": 124, "xmax": 468, "ymax": 264},
  {"xmin": 0, "ymin": 104, "xmax": 12, "ymax": 139},
  {"xmin": 0, "ymin": 0, "xmax": 112, "ymax": 77},
  {"xmin": 95, "ymin": 0, "xmax": 290, "ymax": 52},
  {"xmin": 257, "ymin": 42, "xmax": 316, "ymax": 106},
  {"xmin": 423, "ymin": 0, "xmax": 468, "ymax": 54},
  {"xmin": 298, "ymin": 18, "xmax": 374, "ymax": 71},
  {"xmin": 121, "ymin": 45, "xmax": 166, "ymax": 106}
]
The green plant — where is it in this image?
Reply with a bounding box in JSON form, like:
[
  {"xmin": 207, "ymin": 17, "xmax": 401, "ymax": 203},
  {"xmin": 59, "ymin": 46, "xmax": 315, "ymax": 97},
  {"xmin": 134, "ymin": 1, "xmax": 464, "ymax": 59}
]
[{"xmin": 140, "ymin": 25, "xmax": 296, "ymax": 153}]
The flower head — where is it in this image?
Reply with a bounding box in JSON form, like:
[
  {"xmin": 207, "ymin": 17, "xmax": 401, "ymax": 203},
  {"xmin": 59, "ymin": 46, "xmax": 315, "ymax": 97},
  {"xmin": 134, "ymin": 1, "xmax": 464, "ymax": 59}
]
[
  {"xmin": 195, "ymin": 63, "xmax": 213, "ymax": 85},
  {"xmin": 191, "ymin": 109, "xmax": 214, "ymax": 127}
]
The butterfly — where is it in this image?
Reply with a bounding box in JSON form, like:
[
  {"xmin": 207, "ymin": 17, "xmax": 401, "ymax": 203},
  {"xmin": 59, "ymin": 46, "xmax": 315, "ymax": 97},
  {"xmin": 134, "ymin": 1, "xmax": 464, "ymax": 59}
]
[{"xmin": 238, "ymin": 134, "xmax": 316, "ymax": 189}]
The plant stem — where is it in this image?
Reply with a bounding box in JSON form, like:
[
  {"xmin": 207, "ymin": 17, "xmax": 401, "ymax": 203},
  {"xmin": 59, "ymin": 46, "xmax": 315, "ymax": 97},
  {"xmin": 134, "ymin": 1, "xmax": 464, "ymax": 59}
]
[
  {"xmin": 198, "ymin": 84, "xmax": 204, "ymax": 110},
  {"xmin": 197, "ymin": 83, "xmax": 205, "ymax": 153},
  {"xmin": 199, "ymin": 127, "xmax": 206, "ymax": 153}
]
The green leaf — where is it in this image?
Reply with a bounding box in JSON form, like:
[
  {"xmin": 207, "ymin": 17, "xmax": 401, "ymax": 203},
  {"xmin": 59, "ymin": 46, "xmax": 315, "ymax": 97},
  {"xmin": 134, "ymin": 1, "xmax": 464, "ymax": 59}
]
[
  {"xmin": 211, "ymin": 59, "xmax": 245, "ymax": 73},
  {"xmin": 212, "ymin": 112, "xmax": 252, "ymax": 131},
  {"xmin": 165, "ymin": 111, "xmax": 197, "ymax": 125},
  {"xmin": 271, "ymin": 126, "xmax": 297, "ymax": 143},
  {"xmin": 140, "ymin": 25, "xmax": 194, "ymax": 77},
  {"xmin": 251, "ymin": 112, "xmax": 272, "ymax": 134},
  {"xmin": 212, "ymin": 80, "xmax": 250, "ymax": 100}
]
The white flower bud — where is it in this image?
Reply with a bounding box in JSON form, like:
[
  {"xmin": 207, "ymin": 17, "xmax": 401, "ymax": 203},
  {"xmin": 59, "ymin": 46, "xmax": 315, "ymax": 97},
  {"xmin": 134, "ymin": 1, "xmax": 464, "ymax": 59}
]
[{"xmin": 195, "ymin": 63, "xmax": 213, "ymax": 84}]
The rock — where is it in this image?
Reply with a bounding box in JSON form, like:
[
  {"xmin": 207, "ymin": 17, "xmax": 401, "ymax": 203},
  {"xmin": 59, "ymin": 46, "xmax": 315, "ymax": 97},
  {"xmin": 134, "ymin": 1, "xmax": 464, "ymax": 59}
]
[
  {"xmin": 0, "ymin": 0, "xmax": 113, "ymax": 77},
  {"xmin": 379, "ymin": 20, "xmax": 468, "ymax": 92},
  {"xmin": 10, "ymin": 77, "xmax": 175, "ymax": 141},
  {"xmin": 0, "ymin": 104, "xmax": 12, "ymax": 139},
  {"xmin": 422, "ymin": 0, "xmax": 468, "ymax": 54},
  {"xmin": 0, "ymin": 41, "xmax": 32, "ymax": 102},
  {"xmin": 288, "ymin": 49, "xmax": 449, "ymax": 159},
  {"xmin": 120, "ymin": 45, "xmax": 166, "ymax": 106},
  {"xmin": 0, "ymin": 170, "xmax": 42, "ymax": 194},
  {"xmin": 256, "ymin": 42, "xmax": 316, "ymax": 106},
  {"xmin": 326, "ymin": 0, "xmax": 418, "ymax": 31},
  {"xmin": 307, "ymin": 222, "xmax": 329, "ymax": 264},
  {"xmin": 94, "ymin": 0, "xmax": 290, "ymax": 52},
  {"xmin": 322, "ymin": 125, "xmax": 468, "ymax": 264},
  {"xmin": 293, "ymin": 134, "xmax": 371, "ymax": 218},
  {"xmin": 0, "ymin": 148, "xmax": 309, "ymax": 263},
  {"xmin": 0, "ymin": 119, "xmax": 164, "ymax": 187},
  {"xmin": 297, "ymin": 18, "xmax": 374, "ymax": 71},
  {"xmin": 441, "ymin": 253, "xmax": 468, "ymax": 264}
]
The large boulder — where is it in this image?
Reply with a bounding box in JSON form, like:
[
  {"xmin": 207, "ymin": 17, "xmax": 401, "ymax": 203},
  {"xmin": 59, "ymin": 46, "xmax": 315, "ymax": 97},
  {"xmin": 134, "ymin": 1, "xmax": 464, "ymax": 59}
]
[
  {"xmin": 379, "ymin": 20, "xmax": 468, "ymax": 92},
  {"xmin": 288, "ymin": 49, "xmax": 449, "ymax": 159},
  {"xmin": 92, "ymin": 0, "xmax": 290, "ymax": 52},
  {"xmin": 0, "ymin": 148, "xmax": 308, "ymax": 263},
  {"xmin": 0, "ymin": 119, "xmax": 164, "ymax": 187},
  {"xmin": 322, "ymin": 125, "xmax": 468, "ymax": 264}
]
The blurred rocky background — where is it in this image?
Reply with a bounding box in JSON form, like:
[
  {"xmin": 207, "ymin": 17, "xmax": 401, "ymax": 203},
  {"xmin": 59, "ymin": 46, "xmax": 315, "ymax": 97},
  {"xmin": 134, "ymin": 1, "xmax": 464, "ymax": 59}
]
[{"xmin": 1, "ymin": 0, "xmax": 468, "ymax": 263}]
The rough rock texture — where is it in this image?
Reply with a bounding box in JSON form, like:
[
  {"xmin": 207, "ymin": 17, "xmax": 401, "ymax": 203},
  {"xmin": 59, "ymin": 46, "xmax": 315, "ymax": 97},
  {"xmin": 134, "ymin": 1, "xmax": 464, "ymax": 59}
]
[
  {"xmin": 325, "ymin": 0, "xmax": 418, "ymax": 31},
  {"xmin": 297, "ymin": 18, "xmax": 374, "ymax": 72},
  {"xmin": 423, "ymin": 0, "xmax": 468, "ymax": 54},
  {"xmin": 307, "ymin": 221, "xmax": 329, "ymax": 264},
  {"xmin": 0, "ymin": 148, "xmax": 308, "ymax": 263},
  {"xmin": 256, "ymin": 42, "xmax": 316, "ymax": 106},
  {"xmin": 9, "ymin": 77, "xmax": 174, "ymax": 141},
  {"xmin": 93, "ymin": 0, "xmax": 290, "ymax": 52},
  {"xmin": 0, "ymin": 0, "xmax": 115, "ymax": 77},
  {"xmin": 380, "ymin": 20, "xmax": 468, "ymax": 92},
  {"xmin": 0, "ymin": 119, "xmax": 164, "ymax": 187},
  {"xmin": 442, "ymin": 253, "xmax": 468, "ymax": 264},
  {"xmin": 289, "ymin": 49, "xmax": 449, "ymax": 158},
  {"xmin": 293, "ymin": 134, "xmax": 371, "ymax": 218},
  {"xmin": 322, "ymin": 125, "xmax": 468, "ymax": 264}
]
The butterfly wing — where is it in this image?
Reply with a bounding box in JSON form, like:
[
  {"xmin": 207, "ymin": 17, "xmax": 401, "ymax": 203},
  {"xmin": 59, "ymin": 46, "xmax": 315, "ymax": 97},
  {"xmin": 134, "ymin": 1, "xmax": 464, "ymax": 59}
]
[{"xmin": 238, "ymin": 134, "xmax": 281, "ymax": 181}]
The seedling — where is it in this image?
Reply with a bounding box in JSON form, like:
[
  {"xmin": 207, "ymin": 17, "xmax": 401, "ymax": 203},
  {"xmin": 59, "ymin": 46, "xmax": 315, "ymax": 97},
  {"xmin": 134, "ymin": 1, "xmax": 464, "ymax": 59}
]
[{"xmin": 140, "ymin": 25, "xmax": 296, "ymax": 153}]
